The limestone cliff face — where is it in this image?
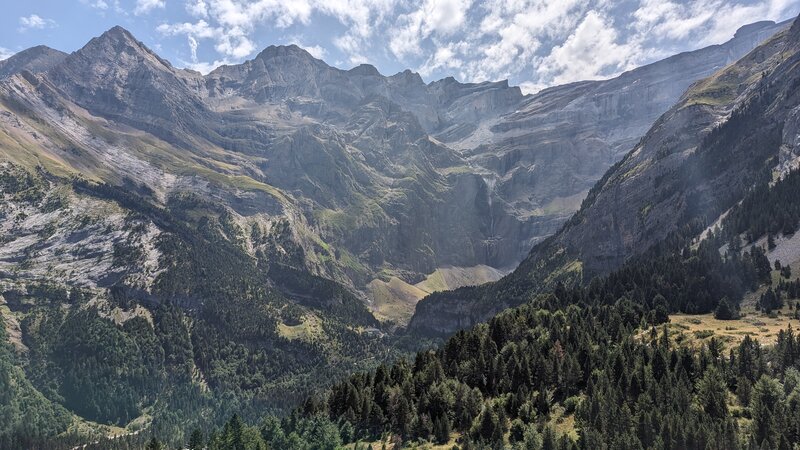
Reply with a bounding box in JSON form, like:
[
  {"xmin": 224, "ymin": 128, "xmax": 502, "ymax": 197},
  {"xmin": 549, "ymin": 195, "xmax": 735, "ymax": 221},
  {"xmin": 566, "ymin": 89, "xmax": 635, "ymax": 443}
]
[
  {"xmin": 0, "ymin": 20, "xmax": 791, "ymax": 323},
  {"xmin": 544, "ymin": 22, "xmax": 800, "ymax": 280},
  {"xmin": 188, "ymin": 19, "xmax": 789, "ymax": 281},
  {"xmin": 409, "ymin": 16, "xmax": 800, "ymax": 336},
  {"xmin": 442, "ymin": 20, "xmax": 791, "ymax": 264}
]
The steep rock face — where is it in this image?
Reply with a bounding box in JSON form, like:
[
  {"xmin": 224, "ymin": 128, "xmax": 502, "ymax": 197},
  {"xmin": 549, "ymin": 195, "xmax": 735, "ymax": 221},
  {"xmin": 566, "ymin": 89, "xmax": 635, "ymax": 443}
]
[
  {"xmin": 409, "ymin": 16, "xmax": 800, "ymax": 336},
  {"xmin": 204, "ymin": 44, "xmax": 366, "ymax": 118},
  {"xmin": 201, "ymin": 47, "xmax": 523, "ymax": 133},
  {"xmin": 192, "ymin": 50, "xmax": 529, "ymax": 286},
  {"xmin": 46, "ymin": 26, "xmax": 215, "ymax": 147},
  {"xmin": 0, "ymin": 20, "xmax": 791, "ymax": 326},
  {"xmin": 0, "ymin": 46, "xmax": 67, "ymax": 79},
  {"xmin": 189, "ymin": 21, "xmax": 789, "ymax": 298},
  {"xmin": 551, "ymin": 24, "xmax": 800, "ymax": 279},
  {"xmin": 443, "ymin": 19, "xmax": 792, "ymax": 262}
]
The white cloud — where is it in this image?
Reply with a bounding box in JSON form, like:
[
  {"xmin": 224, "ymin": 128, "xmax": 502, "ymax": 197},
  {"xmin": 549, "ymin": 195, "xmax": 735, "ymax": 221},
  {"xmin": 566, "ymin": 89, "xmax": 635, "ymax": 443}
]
[
  {"xmin": 166, "ymin": 29, "xmax": 231, "ymax": 74},
  {"xmin": 633, "ymin": 0, "xmax": 717, "ymax": 42},
  {"xmin": 302, "ymin": 45, "xmax": 326, "ymax": 60},
  {"xmin": 160, "ymin": 0, "xmax": 401, "ymax": 65},
  {"xmin": 334, "ymin": 33, "xmax": 368, "ymax": 64},
  {"xmin": 154, "ymin": 0, "xmax": 800, "ymax": 91},
  {"xmin": 628, "ymin": 0, "xmax": 800, "ymax": 52},
  {"xmin": 418, "ymin": 41, "xmax": 466, "ymax": 76},
  {"xmin": 18, "ymin": 14, "xmax": 56, "ymax": 31},
  {"xmin": 158, "ymin": 19, "xmax": 255, "ymax": 60},
  {"xmin": 285, "ymin": 36, "xmax": 327, "ymax": 59},
  {"xmin": 207, "ymin": 0, "xmax": 313, "ymax": 29},
  {"xmin": 187, "ymin": 35, "xmax": 199, "ymax": 61},
  {"xmin": 320, "ymin": 0, "xmax": 398, "ymax": 64},
  {"xmin": 135, "ymin": 0, "xmax": 166, "ymax": 15},
  {"xmin": 80, "ymin": 0, "xmax": 127, "ymax": 15},
  {"xmin": 429, "ymin": 0, "xmax": 587, "ymax": 85},
  {"xmin": 183, "ymin": 58, "xmax": 233, "ymax": 73},
  {"xmin": 159, "ymin": 1, "xmax": 315, "ymax": 61},
  {"xmin": 389, "ymin": 0, "xmax": 473, "ymax": 59},
  {"xmin": 157, "ymin": 20, "xmax": 219, "ymax": 39},
  {"xmin": 518, "ymin": 81, "xmax": 546, "ymax": 95},
  {"xmin": 696, "ymin": 0, "xmax": 796, "ymax": 45},
  {"xmin": 186, "ymin": 0, "xmax": 209, "ymax": 17},
  {"xmin": 0, "ymin": 48, "xmax": 15, "ymax": 61},
  {"xmin": 536, "ymin": 10, "xmax": 642, "ymax": 85},
  {"xmin": 80, "ymin": 0, "xmax": 109, "ymax": 9},
  {"xmin": 215, "ymin": 35, "xmax": 255, "ymax": 58},
  {"xmin": 319, "ymin": 0, "xmax": 394, "ymax": 38},
  {"xmin": 425, "ymin": 0, "xmax": 472, "ymax": 35}
]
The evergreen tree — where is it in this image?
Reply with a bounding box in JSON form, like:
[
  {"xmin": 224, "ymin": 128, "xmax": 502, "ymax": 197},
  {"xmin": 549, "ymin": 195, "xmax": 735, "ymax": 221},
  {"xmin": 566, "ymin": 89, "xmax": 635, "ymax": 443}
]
[
  {"xmin": 473, "ymin": 407, "xmax": 503, "ymax": 445},
  {"xmin": 697, "ymin": 366, "xmax": 728, "ymax": 419},
  {"xmin": 714, "ymin": 298, "xmax": 738, "ymax": 320},
  {"xmin": 188, "ymin": 429, "xmax": 205, "ymax": 449},
  {"xmin": 751, "ymin": 376, "xmax": 785, "ymax": 448},
  {"xmin": 433, "ymin": 413, "xmax": 451, "ymax": 444},
  {"xmin": 146, "ymin": 437, "xmax": 163, "ymax": 450}
]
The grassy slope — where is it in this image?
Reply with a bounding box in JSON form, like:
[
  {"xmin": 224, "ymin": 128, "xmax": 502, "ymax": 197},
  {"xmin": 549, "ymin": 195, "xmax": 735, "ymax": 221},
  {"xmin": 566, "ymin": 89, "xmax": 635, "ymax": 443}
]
[{"xmin": 369, "ymin": 265, "xmax": 506, "ymax": 324}]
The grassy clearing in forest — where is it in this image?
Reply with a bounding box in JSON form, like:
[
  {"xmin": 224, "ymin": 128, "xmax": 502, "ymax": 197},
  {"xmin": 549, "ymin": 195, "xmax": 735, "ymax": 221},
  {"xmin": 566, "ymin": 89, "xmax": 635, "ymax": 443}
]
[
  {"xmin": 368, "ymin": 266, "xmax": 506, "ymax": 325},
  {"xmin": 277, "ymin": 314, "xmax": 323, "ymax": 342},
  {"xmin": 665, "ymin": 309, "xmax": 799, "ymax": 348}
]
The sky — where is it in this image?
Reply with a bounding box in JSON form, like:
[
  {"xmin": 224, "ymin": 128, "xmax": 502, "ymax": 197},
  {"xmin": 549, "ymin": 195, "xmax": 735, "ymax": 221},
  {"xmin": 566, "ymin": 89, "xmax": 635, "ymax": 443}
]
[{"xmin": 1, "ymin": 0, "xmax": 799, "ymax": 94}]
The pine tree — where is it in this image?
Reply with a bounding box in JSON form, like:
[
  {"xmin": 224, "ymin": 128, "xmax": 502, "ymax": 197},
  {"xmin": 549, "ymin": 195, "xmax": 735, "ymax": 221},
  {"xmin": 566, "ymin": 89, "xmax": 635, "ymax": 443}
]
[
  {"xmin": 697, "ymin": 366, "xmax": 728, "ymax": 419},
  {"xmin": 433, "ymin": 413, "xmax": 451, "ymax": 444},
  {"xmin": 188, "ymin": 429, "xmax": 204, "ymax": 449},
  {"xmin": 146, "ymin": 437, "xmax": 162, "ymax": 450},
  {"xmin": 751, "ymin": 376, "xmax": 785, "ymax": 448},
  {"xmin": 714, "ymin": 298, "xmax": 738, "ymax": 320},
  {"xmin": 473, "ymin": 407, "xmax": 503, "ymax": 445},
  {"xmin": 542, "ymin": 426, "xmax": 557, "ymax": 450},
  {"xmin": 224, "ymin": 414, "xmax": 246, "ymax": 450}
]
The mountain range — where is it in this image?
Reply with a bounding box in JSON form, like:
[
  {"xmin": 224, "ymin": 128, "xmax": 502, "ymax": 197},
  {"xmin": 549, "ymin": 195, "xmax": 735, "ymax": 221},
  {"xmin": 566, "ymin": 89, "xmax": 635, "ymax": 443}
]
[
  {"xmin": 0, "ymin": 19, "xmax": 790, "ymax": 326},
  {"xmin": 2, "ymin": 13, "xmax": 800, "ymax": 449}
]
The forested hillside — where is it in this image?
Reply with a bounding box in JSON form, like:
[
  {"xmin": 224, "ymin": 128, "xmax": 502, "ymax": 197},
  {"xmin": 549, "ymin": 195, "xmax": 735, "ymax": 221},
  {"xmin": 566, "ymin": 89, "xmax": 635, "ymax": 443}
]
[
  {"xmin": 177, "ymin": 166, "xmax": 800, "ymax": 450},
  {"xmin": 0, "ymin": 164, "xmax": 404, "ymax": 449}
]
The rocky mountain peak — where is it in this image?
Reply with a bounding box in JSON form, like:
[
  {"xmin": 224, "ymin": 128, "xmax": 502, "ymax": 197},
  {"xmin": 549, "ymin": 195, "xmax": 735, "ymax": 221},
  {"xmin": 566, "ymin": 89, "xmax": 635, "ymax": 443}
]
[
  {"xmin": 41, "ymin": 26, "xmax": 211, "ymax": 149},
  {"xmin": 256, "ymin": 44, "xmax": 318, "ymax": 63},
  {"xmin": 75, "ymin": 25, "xmax": 172, "ymax": 71},
  {"xmin": 389, "ymin": 69, "xmax": 425, "ymax": 87},
  {"xmin": 0, "ymin": 45, "xmax": 67, "ymax": 79},
  {"xmin": 101, "ymin": 25, "xmax": 137, "ymax": 42},
  {"xmin": 204, "ymin": 43, "xmax": 332, "ymax": 104},
  {"xmin": 734, "ymin": 20, "xmax": 777, "ymax": 39},
  {"xmin": 348, "ymin": 63, "xmax": 382, "ymax": 77}
]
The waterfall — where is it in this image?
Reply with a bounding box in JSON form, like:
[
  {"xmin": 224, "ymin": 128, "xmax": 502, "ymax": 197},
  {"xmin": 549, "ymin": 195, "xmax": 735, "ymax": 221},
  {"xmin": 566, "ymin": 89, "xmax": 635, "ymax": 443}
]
[{"xmin": 481, "ymin": 174, "xmax": 497, "ymax": 238}]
